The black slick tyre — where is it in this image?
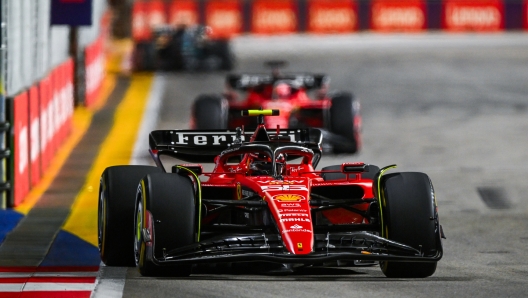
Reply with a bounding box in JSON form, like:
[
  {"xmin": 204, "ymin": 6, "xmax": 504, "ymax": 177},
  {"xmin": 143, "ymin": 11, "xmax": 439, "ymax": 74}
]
[
  {"xmin": 191, "ymin": 94, "xmax": 228, "ymax": 130},
  {"xmin": 329, "ymin": 92, "xmax": 361, "ymax": 154},
  {"xmin": 379, "ymin": 172, "xmax": 439, "ymax": 278},
  {"xmin": 134, "ymin": 173, "xmax": 195, "ymax": 277},
  {"xmin": 98, "ymin": 165, "xmax": 161, "ymax": 266}
]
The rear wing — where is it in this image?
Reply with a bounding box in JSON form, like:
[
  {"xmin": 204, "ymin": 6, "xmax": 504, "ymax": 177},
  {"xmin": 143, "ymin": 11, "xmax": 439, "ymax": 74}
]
[
  {"xmin": 149, "ymin": 128, "xmax": 322, "ymax": 164},
  {"xmin": 226, "ymin": 73, "xmax": 329, "ymax": 91}
]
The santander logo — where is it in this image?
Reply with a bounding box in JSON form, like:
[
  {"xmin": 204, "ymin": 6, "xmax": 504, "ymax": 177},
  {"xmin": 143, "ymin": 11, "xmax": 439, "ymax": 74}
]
[
  {"xmin": 254, "ymin": 9, "xmax": 296, "ymax": 32},
  {"xmin": 290, "ymin": 224, "xmax": 303, "ymax": 229},
  {"xmin": 208, "ymin": 10, "xmax": 241, "ymax": 32},
  {"xmin": 310, "ymin": 8, "xmax": 356, "ymax": 30},
  {"xmin": 445, "ymin": 3, "xmax": 502, "ymax": 30},
  {"xmin": 372, "ymin": 5, "xmax": 424, "ymax": 29}
]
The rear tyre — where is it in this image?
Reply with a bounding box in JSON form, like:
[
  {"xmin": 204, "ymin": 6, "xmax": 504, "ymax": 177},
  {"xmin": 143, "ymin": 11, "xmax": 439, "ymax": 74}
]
[
  {"xmin": 134, "ymin": 173, "xmax": 195, "ymax": 277},
  {"xmin": 216, "ymin": 40, "xmax": 235, "ymax": 71},
  {"xmin": 379, "ymin": 172, "xmax": 439, "ymax": 278},
  {"xmin": 132, "ymin": 42, "xmax": 156, "ymax": 71},
  {"xmin": 98, "ymin": 166, "xmax": 161, "ymax": 266},
  {"xmin": 191, "ymin": 94, "xmax": 229, "ymax": 129},
  {"xmin": 329, "ymin": 92, "xmax": 361, "ymax": 154},
  {"xmin": 321, "ymin": 164, "xmax": 379, "ymax": 181}
]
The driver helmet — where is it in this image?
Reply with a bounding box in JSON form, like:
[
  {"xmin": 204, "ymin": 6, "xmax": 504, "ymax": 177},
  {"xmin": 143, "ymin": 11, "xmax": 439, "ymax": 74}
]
[{"xmin": 274, "ymin": 82, "xmax": 291, "ymax": 100}]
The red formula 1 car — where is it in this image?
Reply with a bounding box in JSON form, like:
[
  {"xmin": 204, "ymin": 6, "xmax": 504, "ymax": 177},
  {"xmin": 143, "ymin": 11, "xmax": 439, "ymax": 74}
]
[
  {"xmin": 190, "ymin": 61, "xmax": 361, "ymax": 154},
  {"xmin": 98, "ymin": 110, "xmax": 444, "ymax": 278}
]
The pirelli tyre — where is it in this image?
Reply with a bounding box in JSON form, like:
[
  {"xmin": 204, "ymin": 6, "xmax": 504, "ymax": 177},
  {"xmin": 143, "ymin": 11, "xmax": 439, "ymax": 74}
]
[
  {"xmin": 98, "ymin": 165, "xmax": 161, "ymax": 266},
  {"xmin": 329, "ymin": 92, "xmax": 361, "ymax": 154},
  {"xmin": 191, "ymin": 94, "xmax": 229, "ymax": 130},
  {"xmin": 134, "ymin": 173, "xmax": 195, "ymax": 277},
  {"xmin": 379, "ymin": 172, "xmax": 440, "ymax": 278},
  {"xmin": 214, "ymin": 39, "xmax": 235, "ymax": 71},
  {"xmin": 320, "ymin": 164, "xmax": 379, "ymax": 181},
  {"xmin": 132, "ymin": 41, "xmax": 156, "ymax": 71}
]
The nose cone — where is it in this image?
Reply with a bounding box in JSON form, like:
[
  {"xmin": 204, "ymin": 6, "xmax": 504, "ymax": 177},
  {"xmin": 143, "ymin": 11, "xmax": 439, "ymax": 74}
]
[{"xmin": 266, "ymin": 192, "xmax": 314, "ymax": 255}]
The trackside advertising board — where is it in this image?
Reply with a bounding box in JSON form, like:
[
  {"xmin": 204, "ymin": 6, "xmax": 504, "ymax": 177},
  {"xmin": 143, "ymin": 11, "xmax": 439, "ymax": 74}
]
[
  {"xmin": 206, "ymin": 0, "xmax": 243, "ymax": 38},
  {"xmin": 525, "ymin": 0, "xmax": 528, "ymax": 29},
  {"xmin": 442, "ymin": 0, "xmax": 504, "ymax": 31},
  {"xmin": 132, "ymin": 0, "xmax": 151, "ymax": 41},
  {"xmin": 12, "ymin": 92, "xmax": 30, "ymax": 206},
  {"xmin": 307, "ymin": 0, "xmax": 358, "ymax": 33},
  {"xmin": 371, "ymin": 0, "xmax": 427, "ymax": 32},
  {"xmin": 28, "ymin": 86, "xmax": 41, "ymax": 187},
  {"xmin": 252, "ymin": 0, "xmax": 298, "ymax": 34},
  {"xmin": 169, "ymin": 0, "xmax": 199, "ymax": 26},
  {"xmin": 39, "ymin": 76, "xmax": 53, "ymax": 176}
]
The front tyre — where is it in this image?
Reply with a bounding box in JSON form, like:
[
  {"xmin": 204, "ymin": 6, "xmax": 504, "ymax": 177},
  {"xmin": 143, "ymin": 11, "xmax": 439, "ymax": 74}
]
[
  {"xmin": 98, "ymin": 166, "xmax": 161, "ymax": 266},
  {"xmin": 134, "ymin": 173, "xmax": 195, "ymax": 277},
  {"xmin": 379, "ymin": 172, "xmax": 440, "ymax": 278}
]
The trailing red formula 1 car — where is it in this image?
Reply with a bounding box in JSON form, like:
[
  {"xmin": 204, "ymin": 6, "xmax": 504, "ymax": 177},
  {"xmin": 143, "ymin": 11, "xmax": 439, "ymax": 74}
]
[
  {"xmin": 98, "ymin": 110, "xmax": 444, "ymax": 278},
  {"xmin": 190, "ymin": 61, "xmax": 361, "ymax": 154}
]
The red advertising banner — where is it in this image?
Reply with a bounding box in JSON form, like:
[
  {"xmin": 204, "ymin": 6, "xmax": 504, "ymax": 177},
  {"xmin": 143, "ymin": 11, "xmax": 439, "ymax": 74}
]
[
  {"xmin": 12, "ymin": 92, "xmax": 30, "ymax": 206},
  {"xmin": 371, "ymin": 0, "xmax": 427, "ymax": 32},
  {"xmin": 206, "ymin": 0, "xmax": 243, "ymax": 38},
  {"xmin": 308, "ymin": 0, "xmax": 358, "ymax": 33},
  {"xmin": 58, "ymin": 59, "xmax": 74, "ymax": 147},
  {"xmin": 132, "ymin": 0, "xmax": 151, "ymax": 41},
  {"xmin": 169, "ymin": 0, "xmax": 199, "ymax": 26},
  {"xmin": 28, "ymin": 86, "xmax": 41, "ymax": 187},
  {"xmin": 147, "ymin": 0, "xmax": 166, "ymax": 28},
  {"xmin": 39, "ymin": 76, "xmax": 53, "ymax": 175},
  {"xmin": 524, "ymin": 0, "xmax": 528, "ymax": 30},
  {"xmin": 443, "ymin": 0, "xmax": 504, "ymax": 32},
  {"xmin": 85, "ymin": 35, "xmax": 105, "ymax": 108},
  {"xmin": 252, "ymin": 0, "xmax": 298, "ymax": 34}
]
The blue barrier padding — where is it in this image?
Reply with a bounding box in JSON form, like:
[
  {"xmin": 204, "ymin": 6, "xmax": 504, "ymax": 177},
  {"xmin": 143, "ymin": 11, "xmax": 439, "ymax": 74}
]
[
  {"xmin": 40, "ymin": 230, "xmax": 100, "ymax": 267},
  {"xmin": 0, "ymin": 210, "xmax": 24, "ymax": 244}
]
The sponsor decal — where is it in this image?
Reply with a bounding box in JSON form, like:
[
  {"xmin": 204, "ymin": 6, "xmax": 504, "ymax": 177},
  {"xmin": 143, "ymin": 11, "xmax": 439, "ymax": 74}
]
[
  {"xmin": 173, "ymin": 132, "xmax": 243, "ymax": 145},
  {"xmin": 290, "ymin": 224, "xmax": 303, "ymax": 229},
  {"xmin": 443, "ymin": 0, "xmax": 503, "ymax": 31},
  {"xmin": 278, "ymin": 209, "xmax": 307, "ymax": 213},
  {"xmin": 262, "ymin": 185, "xmax": 308, "ymax": 192},
  {"xmin": 258, "ymin": 179, "xmax": 305, "ymax": 185},
  {"xmin": 280, "ymin": 218, "xmax": 310, "ymax": 222},
  {"xmin": 371, "ymin": 0, "xmax": 426, "ymax": 31},
  {"xmin": 273, "ymin": 194, "xmax": 305, "ymax": 202},
  {"xmin": 169, "ymin": 0, "xmax": 198, "ymax": 26},
  {"xmin": 252, "ymin": 0, "xmax": 297, "ymax": 34},
  {"xmin": 297, "ymin": 242, "xmax": 303, "ymax": 251},
  {"xmin": 282, "ymin": 229, "xmax": 311, "ymax": 234},
  {"xmin": 206, "ymin": 0, "xmax": 242, "ymax": 38},
  {"xmin": 281, "ymin": 203, "xmax": 302, "ymax": 208},
  {"xmin": 279, "ymin": 213, "xmax": 309, "ymax": 217},
  {"xmin": 308, "ymin": 0, "xmax": 357, "ymax": 33}
]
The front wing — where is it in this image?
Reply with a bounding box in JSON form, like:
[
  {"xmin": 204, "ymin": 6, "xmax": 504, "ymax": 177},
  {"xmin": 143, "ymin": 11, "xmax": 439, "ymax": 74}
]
[{"xmin": 146, "ymin": 231, "xmax": 443, "ymax": 266}]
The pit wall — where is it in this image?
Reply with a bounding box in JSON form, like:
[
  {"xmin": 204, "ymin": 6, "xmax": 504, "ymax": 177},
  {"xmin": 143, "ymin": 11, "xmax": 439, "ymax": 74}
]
[
  {"xmin": 6, "ymin": 11, "xmax": 110, "ymax": 207},
  {"xmin": 132, "ymin": 0, "xmax": 528, "ymax": 41}
]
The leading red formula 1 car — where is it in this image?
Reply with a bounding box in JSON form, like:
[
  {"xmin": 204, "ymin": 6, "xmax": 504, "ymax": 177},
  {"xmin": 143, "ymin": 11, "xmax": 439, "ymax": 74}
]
[
  {"xmin": 190, "ymin": 61, "xmax": 361, "ymax": 154},
  {"xmin": 98, "ymin": 110, "xmax": 444, "ymax": 278}
]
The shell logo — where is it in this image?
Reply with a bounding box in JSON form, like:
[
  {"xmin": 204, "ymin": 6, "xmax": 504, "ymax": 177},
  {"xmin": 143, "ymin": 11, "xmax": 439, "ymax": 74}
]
[{"xmin": 273, "ymin": 194, "xmax": 304, "ymax": 202}]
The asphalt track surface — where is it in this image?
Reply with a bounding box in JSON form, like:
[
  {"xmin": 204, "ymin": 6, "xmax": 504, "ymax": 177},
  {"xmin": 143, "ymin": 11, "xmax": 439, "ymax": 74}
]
[{"xmin": 3, "ymin": 33, "xmax": 528, "ymax": 297}]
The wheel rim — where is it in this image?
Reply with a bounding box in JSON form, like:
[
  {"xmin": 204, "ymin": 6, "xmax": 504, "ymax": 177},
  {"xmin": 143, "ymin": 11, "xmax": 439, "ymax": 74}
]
[
  {"xmin": 134, "ymin": 199, "xmax": 143, "ymax": 266},
  {"xmin": 97, "ymin": 181, "xmax": 105, "ymax": 252}
]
